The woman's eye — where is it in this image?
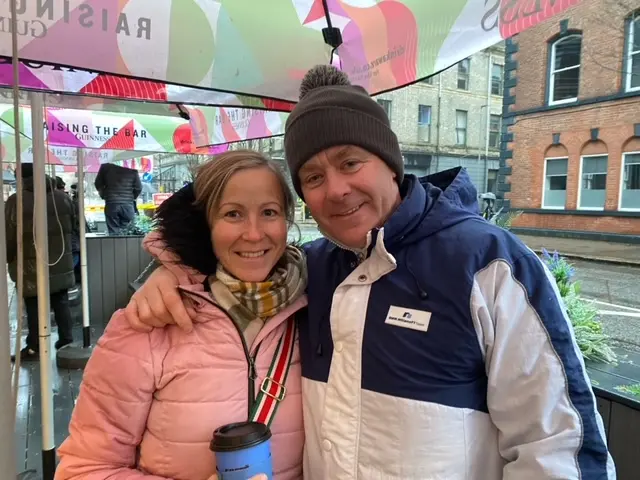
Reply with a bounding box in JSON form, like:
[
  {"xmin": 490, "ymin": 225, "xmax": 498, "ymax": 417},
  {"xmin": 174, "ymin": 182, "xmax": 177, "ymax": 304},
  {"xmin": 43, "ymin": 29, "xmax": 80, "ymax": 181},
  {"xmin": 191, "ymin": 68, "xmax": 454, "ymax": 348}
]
[
  {"xmin": 263, "ymin": 209, "xmax": 279, "ymax": 217},
  {"xmin": 224, "ymin": 210, "xmax": 240, "ymax": 218}
]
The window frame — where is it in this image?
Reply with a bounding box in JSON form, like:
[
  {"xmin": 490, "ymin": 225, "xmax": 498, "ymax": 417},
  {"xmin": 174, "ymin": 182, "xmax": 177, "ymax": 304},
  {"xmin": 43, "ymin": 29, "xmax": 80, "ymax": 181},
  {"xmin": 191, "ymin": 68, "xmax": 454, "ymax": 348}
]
[
  {"xmin": 548, "ymin": 34, "xmax": 582, "ymax": 106},
  {"xmin": 491, "ymin": 63, "xmax": 504, "ymax": 96},
  {"xmin": 625, "ymin": 12, "xmax": 640, "ymax": 92},
  {"xmin": 376, "ymin": 99, "xmax": 392, "ymax": 122},
  {"xmin": 618, "ymin": 150, "xmax": 640, "ymax": 211},
  {"xmin": 489, "ymin": 114, "xmax": 501, "ymax": 149},
  {"xmin": 457, "ymin": 58, "xmax": 470, "ymax": 90},
  {"xmin": 455, "ymin": 109, "xmax": 468, "ymax": 146},
  {"xmin": 577, "ymin": 153, "xmax": 609, "ymax": 211},
  {"xmin": 417, "ymin": 104, "xmax": 432, "ymax": 143},
  {"xmin": 541, "ymin": 156, "xmax": 569, "ymax": 210}
]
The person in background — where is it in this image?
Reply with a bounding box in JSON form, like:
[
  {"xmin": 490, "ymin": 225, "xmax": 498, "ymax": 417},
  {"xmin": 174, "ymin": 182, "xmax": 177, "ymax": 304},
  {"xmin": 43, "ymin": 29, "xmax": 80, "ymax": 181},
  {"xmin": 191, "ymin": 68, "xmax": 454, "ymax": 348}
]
[
  {"xmin": 56, "ymin": 151, "xmax": 307, "ymax": 480},
  {"xmin": 123, "ymin": 65, "xmax": 615, "ymax": 479},
  {"xmin": 55, "ymin": 176, "xmax": 66, "ymax": 192},
  {"xmin": 94, "ymin": 163, "xmax": 142, "ymax": 235},
  {"xmin": 6, "ymin": 163, "xmax": 77, "ymax": 361}
]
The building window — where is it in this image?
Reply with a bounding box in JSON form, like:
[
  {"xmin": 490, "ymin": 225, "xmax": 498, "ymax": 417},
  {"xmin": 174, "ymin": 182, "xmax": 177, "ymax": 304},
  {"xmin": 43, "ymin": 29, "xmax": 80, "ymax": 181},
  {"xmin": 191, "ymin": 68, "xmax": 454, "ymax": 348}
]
[
  {"xmin": 421, "ymin": 76, "xmax": 434, "ymax": 85},
  {"xmin": 578, "ymin": 155, "xmax": 608, "ymax": 209},
  {"xmin": 417, "ymin": 105, "xmax": 431, "ymax": 143},
  {"xmin": 376, "ymin": 99, "xmax": 392, "ymax": 121},
  {"xmin": 457, "ymin": 58, "xmax": 470, "ymax": 90},
  {"xmin": 548, "ymin": 34, "xmax": 582, "ymax": 105},
  {"xmin": 487, "ymin": 169, "xmax": 498, "ymax": 193},
  {"xmin": 455, "ymin": 110, "xmax": 467, "ymax": 146},
  {"xmin": 626, "ymin": 13, "xmax": 640, "ymax": 92},
  {"xmin": 489, "ymin": 115, "xmax": 501, "ymax": 148},
  {"xmin": 620, "ymin": 152, "xmax": 640, "ymax": 209},
  {"xmin": 543, "ymin": 157, "xmax": 568, "ymax": 208},
  {"xmin": 491, "ymin": 64, "xmax": 504, "ymax": 95}
]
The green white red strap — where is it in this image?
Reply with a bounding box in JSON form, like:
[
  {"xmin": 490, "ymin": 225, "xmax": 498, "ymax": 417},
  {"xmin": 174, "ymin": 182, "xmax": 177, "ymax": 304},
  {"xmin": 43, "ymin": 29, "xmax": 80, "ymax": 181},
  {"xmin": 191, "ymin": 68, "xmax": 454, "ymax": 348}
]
[{"xmin": 249, "ymin": 318, "xmax": 297, "ymax": 427}]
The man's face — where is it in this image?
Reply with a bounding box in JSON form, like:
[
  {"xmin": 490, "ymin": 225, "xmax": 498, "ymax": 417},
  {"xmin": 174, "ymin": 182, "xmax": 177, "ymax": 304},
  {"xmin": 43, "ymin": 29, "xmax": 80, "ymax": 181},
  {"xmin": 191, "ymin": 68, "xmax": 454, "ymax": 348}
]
[{"xmin": 299, "ymin": 145, "xmax": 401, "ymax": 249}]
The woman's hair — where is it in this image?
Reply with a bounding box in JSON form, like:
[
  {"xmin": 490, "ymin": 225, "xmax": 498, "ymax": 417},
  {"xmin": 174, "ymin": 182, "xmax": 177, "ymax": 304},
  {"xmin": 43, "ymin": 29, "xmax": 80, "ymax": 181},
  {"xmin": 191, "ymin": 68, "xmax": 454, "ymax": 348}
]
[
  {"xmin": 194, "ymin": 149, "xmax": 295, "ymax": 227},
  {"xmin": 153, "ymin": 150, "xmax": 298, "ymax": 276}
]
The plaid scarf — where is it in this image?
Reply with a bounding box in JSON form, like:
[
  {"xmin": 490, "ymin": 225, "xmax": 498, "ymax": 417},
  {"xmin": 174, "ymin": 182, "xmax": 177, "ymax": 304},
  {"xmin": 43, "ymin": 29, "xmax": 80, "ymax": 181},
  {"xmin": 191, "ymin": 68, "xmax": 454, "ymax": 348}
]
[{"xmin": 209, "ymin": 245, "xmax": 307, "ymax": 347}]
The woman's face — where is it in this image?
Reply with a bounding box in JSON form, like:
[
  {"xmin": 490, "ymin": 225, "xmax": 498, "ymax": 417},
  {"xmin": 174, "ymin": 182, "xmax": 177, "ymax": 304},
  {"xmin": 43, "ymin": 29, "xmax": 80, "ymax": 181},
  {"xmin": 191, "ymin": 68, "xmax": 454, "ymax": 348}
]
[{"xmin": 211, "ymin": 167, "xmax": 288, "ymax": 282}]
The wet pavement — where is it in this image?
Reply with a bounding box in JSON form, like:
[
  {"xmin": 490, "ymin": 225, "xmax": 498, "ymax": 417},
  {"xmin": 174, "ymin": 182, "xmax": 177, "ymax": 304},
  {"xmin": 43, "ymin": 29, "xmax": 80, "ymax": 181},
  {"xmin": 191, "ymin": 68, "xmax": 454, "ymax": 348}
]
[{"xmin": 517, "ymin": 234, "xmax": 640, "ymax": 265}]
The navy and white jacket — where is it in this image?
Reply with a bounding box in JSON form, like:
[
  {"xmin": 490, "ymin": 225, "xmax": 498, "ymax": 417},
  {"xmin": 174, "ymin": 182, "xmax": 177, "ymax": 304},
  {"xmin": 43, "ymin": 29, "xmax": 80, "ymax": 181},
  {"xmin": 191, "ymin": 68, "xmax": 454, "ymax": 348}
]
[{"xmin": 299, "ymin": 168, "xmax": 615, "ymax": 480}]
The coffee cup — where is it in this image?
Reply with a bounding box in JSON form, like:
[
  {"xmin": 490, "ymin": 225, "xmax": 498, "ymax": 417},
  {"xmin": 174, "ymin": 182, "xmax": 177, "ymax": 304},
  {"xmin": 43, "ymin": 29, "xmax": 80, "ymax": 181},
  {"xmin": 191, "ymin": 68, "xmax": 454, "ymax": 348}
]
[{"xmin": 210, "ymin": 421, "xmax": 273, "ymax": 480}]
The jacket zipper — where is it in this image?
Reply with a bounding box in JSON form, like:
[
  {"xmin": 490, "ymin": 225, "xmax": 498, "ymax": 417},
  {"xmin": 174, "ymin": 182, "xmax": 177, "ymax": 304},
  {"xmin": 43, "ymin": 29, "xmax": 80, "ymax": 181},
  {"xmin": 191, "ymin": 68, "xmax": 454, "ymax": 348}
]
[{"xmin": 177, "ymin": 287, "xmax": 259, "ymax": 417}]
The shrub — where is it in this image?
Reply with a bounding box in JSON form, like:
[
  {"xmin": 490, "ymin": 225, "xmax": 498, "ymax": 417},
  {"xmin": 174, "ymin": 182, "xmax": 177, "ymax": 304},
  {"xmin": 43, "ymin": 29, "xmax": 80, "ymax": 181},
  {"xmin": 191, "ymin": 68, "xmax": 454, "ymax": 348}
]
[{"xmin": 541, "ymin": 249, "xmax": 617, "ymax": 364}]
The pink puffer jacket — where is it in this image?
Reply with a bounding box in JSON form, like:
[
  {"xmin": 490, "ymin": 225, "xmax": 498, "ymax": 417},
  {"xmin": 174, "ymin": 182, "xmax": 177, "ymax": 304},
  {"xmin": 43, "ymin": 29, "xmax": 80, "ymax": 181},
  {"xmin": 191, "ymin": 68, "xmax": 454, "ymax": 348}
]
[{"xmin": 56, "ymin": 235, "xmax": 307, "ymax": 480}]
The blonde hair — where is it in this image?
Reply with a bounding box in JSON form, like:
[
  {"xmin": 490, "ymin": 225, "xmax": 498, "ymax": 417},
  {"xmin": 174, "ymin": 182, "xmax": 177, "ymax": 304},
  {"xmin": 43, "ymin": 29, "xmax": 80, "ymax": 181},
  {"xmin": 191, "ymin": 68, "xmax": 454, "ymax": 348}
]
[{"xmin": 194, "ymin": 149, "xmax": 295, "ymax": 227}]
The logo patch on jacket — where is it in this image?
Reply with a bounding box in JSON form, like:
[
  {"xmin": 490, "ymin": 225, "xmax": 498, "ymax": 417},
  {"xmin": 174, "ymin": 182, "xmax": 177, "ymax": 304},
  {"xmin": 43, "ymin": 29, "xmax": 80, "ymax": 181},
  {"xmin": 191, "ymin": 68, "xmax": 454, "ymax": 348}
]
[{"xmin": 384, "ymin": 306, "xmax": 431, "ymax": 332}]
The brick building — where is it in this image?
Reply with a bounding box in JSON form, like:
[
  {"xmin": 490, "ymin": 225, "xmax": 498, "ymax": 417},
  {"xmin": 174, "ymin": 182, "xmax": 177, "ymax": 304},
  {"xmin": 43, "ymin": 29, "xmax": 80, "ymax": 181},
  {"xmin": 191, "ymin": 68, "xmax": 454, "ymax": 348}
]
[{"xmin": 500, "ymin": 0, "xmax": 640, "ymax": 238}]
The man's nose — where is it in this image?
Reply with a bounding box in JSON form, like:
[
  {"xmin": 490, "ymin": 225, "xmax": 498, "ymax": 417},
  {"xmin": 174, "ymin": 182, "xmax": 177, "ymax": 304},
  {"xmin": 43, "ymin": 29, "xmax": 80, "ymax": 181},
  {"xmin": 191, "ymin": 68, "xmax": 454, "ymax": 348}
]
[{"xmin": 325, "ymin": 173, "xmax": 351, "ymax": 201}]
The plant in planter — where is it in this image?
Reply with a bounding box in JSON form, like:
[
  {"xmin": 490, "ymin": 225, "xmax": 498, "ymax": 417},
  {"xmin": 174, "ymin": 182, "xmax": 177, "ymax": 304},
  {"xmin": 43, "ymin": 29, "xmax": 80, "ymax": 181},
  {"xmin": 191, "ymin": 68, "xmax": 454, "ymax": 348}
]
[
  {"xmin": 541, "ymin": 249, "xmax": 617, "ymax": 365},
  {"xmin": 122, "ymin": 214, "xmax": 157, "ymax": 236}
]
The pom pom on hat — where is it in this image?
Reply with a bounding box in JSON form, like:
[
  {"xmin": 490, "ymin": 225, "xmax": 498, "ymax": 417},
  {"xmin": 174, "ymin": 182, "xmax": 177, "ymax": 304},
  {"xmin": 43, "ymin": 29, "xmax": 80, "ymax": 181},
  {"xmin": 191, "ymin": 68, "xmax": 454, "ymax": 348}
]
[{"xmin": 298, "ymin": 64, "xmax": 351, "ymax": 100}]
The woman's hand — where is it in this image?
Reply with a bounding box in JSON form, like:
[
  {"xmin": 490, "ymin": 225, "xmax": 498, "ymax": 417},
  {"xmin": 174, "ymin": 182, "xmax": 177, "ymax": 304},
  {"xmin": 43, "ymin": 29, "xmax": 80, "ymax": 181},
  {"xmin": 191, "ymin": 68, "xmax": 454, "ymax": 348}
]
[{"xmin": 124, "ymin": 265, "xmax": 196, "ymax": 333}]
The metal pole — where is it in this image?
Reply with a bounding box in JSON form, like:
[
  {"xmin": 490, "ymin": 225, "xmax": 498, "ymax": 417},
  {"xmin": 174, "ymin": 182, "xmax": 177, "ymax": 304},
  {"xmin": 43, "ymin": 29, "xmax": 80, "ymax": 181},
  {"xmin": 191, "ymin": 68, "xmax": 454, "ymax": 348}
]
[
  {"xmin": 77, "ymin": 149, "xmax": 91, "ymax": 347},
  {"xmin": 0, "ymin": 85, "xmax": 17, "ymax": 480},
  {"xmin": 31, "ymin": 91, "xmax": 56, "ymax": 480},
  {"xmin": 483, "ymin": 53, "xmax": 493, "ymax": 192}
]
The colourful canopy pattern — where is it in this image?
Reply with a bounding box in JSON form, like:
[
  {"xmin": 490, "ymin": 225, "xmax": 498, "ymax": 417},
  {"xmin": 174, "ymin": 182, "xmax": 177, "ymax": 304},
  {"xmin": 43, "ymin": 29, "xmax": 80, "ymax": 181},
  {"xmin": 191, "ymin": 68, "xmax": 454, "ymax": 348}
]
[
  {"xmin": 0, "ymin": 0, "xmax": 579, "ymax": 103},
  {"xmin": 0, "ymin": 104, "xmax": 285, "ymax": 152}
]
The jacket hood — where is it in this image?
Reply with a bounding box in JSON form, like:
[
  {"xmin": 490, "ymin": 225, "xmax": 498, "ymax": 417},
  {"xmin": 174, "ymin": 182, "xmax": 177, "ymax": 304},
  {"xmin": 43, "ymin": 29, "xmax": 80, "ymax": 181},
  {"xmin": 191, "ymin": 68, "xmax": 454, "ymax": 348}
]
[
  {"xmin": 382, "ymin": 167, "xmax": 480, "ymax": 250},
  {"xmin": 153, "ymin": 183, "xmax": 217, "ymax": 276}
]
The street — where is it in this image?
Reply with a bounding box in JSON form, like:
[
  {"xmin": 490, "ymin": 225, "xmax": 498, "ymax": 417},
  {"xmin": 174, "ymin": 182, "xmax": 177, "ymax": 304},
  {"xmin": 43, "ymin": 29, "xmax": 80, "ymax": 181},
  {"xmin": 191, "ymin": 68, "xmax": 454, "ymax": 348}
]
[{"xmin": 571, "ymin": 259, "xmax": 640, "ymax": 353}]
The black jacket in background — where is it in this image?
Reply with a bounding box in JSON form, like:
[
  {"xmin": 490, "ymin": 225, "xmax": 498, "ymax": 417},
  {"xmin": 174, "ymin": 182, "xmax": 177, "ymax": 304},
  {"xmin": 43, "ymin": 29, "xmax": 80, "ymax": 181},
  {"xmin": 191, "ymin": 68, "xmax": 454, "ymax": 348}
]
[
  {"xmin": 5, "ymin": 175, "xmax": 78, "ymax": 298},
  {"xmin": 94, "ymin": 163, "xmax": 142, "ymax": 205}
]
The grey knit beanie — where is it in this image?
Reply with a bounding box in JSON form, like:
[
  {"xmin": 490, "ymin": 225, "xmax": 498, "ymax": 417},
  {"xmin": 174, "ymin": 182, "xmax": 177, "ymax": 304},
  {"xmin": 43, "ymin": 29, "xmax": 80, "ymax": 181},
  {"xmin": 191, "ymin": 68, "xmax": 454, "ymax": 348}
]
[{"xmin": 284, "ymin": 65, "xmax": 404, "ymax": 198}]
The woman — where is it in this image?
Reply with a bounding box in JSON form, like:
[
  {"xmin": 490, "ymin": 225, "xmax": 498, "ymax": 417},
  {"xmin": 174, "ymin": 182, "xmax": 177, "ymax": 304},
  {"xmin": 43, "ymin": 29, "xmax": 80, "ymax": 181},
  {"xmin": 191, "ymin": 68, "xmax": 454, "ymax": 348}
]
[{"xmin": 56, "ymin": 151, "xmax": 308, "ymax": 480}]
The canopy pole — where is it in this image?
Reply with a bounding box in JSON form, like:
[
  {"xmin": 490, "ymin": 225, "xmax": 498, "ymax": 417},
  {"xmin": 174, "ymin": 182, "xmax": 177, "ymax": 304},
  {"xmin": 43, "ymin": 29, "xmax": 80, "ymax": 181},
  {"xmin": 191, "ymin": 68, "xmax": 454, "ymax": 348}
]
[
  {"xmin": 30, "ymin": 91, "xmax": 56, "ymax": 480},
  {"xmin": 0, "ymin": 90, "xmax": 17, "ymax": 480},
  {"xmin": 77, "ymin": 149, "xmax": 91, "ymax": 347}
]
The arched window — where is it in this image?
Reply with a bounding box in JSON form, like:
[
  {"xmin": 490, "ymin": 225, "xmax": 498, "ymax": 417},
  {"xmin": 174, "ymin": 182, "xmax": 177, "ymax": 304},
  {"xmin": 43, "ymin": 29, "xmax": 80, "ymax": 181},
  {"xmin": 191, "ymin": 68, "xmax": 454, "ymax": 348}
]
[
  {"xmin": 625, "ymin": 11, "xmax": 640, "ymax": 92},
  {"xmin": 548, "ymin": 34, "xmax": 582, "ymax": 105}
]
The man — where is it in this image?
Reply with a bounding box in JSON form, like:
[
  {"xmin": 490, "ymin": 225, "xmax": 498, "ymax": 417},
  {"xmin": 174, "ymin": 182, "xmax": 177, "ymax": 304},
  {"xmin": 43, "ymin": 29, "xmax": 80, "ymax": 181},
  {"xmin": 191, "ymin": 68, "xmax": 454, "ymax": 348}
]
[
  {"xmin": 124, "ymin": 66, "xmax": 615, "ymax": 479},
  {"xmin": 7, "ymin": 163, "xmax": 77, "ymax": 361},
  {"xmin": 94, "ymin": 163, "xmax": 142, "ymax": 235}
]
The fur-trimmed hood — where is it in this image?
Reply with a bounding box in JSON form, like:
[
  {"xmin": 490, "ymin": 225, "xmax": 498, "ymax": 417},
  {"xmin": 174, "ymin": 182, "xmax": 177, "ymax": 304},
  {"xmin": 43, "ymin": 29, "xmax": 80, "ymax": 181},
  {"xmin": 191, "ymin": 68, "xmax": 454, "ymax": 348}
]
[{"xmin": 150, "ymin": 183, "xmax": 217, "ymax": 276}]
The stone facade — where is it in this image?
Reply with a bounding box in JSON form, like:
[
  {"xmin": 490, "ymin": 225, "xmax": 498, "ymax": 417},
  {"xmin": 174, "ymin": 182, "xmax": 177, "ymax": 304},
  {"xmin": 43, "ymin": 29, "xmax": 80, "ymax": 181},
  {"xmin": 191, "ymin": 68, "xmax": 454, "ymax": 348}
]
[{"xmin": 501, "ymin": 0, "xmax": 640, "ymax": 238}]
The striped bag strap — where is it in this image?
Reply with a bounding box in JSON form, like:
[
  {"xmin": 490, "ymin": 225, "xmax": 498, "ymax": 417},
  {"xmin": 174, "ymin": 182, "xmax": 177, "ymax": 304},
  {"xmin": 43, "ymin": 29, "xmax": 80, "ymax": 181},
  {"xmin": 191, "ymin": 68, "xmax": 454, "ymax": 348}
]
[{"xmin": 249, "ymin": 317, "xmax": 297, "ymax": 427}]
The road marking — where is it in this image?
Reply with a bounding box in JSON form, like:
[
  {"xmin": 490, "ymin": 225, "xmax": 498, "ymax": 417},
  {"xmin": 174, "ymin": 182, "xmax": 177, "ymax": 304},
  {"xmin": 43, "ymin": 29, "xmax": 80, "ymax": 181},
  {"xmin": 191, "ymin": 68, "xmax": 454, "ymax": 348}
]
[
  {"xmin": 584, "ymin": 297, "xmax": 640, "ymax": 313},
  {"xmin": 596, "ymin": 310, "xmax": 640, "ymax": 318}
]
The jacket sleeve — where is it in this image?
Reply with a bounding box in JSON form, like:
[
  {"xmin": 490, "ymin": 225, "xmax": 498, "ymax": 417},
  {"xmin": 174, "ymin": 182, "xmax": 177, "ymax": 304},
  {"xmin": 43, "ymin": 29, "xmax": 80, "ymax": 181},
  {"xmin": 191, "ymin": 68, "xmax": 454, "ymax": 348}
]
[
  {"xmin": 94, "ymin": 166, "xmax": 105, "ymax": 199},
  {"xmin": 470, "ymin": 252, "xmax": 615, "ymax": 480},
  {"xmin": 4, "ymin": 194, "xmax": 16, "ymax": 264},
  {"xmin": 133, "ymin": 172, "xmax": 142, "ymax": 199},
  {"xmin": 55, "ymin": 311, "xmax": 170, "ymax": 480}
]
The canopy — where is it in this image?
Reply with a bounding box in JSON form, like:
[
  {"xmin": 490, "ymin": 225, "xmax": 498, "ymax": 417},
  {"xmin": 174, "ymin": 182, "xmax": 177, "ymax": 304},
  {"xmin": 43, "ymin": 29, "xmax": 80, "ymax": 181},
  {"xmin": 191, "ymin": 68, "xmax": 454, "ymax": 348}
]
[
  {"xmin": 0, "ymin": 103, "xmax": 286, "ymax": 153},
  {"xmin": 0, "ymin": 0, "xmax": 579, "ymax": 103}
]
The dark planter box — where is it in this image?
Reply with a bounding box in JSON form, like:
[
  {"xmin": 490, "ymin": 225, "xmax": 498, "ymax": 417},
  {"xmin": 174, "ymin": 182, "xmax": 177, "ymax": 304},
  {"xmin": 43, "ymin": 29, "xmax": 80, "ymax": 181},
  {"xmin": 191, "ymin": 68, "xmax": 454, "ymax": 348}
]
[
  {"xmin": 86, "ymin": 233, "xmax": 152, "ymax": 328},
  {"xmin": 587, "ymin": 347, "xmax": 640, "ymax": 480}
]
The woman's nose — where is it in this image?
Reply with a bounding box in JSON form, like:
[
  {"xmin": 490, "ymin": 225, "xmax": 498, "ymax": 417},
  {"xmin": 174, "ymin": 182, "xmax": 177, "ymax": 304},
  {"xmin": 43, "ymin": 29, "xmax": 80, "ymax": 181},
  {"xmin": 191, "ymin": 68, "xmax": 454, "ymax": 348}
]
[{"xmin": 242, "ymin": 219, "xmax": 265, "ymax": 241}]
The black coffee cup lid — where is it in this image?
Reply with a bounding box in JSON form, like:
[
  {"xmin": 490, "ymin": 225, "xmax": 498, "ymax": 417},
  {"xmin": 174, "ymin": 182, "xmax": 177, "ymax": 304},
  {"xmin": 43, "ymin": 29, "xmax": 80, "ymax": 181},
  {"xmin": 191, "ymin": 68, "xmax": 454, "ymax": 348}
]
[{"xmin": 210, "ymin": 421, "xmax": 272, "ymax": 452}]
